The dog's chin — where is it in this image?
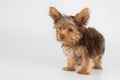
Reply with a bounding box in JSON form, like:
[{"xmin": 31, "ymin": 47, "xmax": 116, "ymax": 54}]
[
  {"xmin": 59, "ymin": 41, "xmax": 76, "ymax": 45},
  {"xmin": 60, "ymin": 41, "xmax": 68, "ymax": 44}
]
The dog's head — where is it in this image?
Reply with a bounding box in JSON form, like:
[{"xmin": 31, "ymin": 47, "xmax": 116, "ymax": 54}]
[{"xmin": 49, "ymin": 7, "xmax": 89, "ymax": 45}]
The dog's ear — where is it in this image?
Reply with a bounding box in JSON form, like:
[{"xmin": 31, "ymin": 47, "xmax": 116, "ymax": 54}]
[
  {"xmin": 75, "ymin": 8, "xmax": 89, "ymax": 27},
  {"xmin": 49, "ymin": 7, "xmax": 62, "ymax": 23}
]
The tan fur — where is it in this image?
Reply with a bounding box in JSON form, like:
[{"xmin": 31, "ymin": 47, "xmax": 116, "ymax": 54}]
[
  {"xmin": 62, "ymin": 45, "xmax": 92, "ymax": 74},
  {"xmin": 49, "ymin": 7, "xmax": 105, "ymax": 75},
  {"xmin": 49, "ymin": 7, "xmax": 62, "ymax": 23},
  {"xmin": 93, "ymin": 55, "xmax": 103, "ymax": 69},
  {"xmin": 63, "ymin": 56, "xmax": 75, "ymax": 71},
  {"xmin": 75, "ymin": 8, "xmax": 89, "ymax": 27}
]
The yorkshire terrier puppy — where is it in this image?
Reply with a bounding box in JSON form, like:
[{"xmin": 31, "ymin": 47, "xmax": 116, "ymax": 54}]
[{"xmin": 49, "ymin": 7, "xmax": 105, "ymax": 75}]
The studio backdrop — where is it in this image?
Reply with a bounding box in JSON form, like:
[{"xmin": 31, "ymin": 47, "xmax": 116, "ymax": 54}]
[{"xmin": 0, "ymin": 0, "xmax": 120, "ymax": 80}]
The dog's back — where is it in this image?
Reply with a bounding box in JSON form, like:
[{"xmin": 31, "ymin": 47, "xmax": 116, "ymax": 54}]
[{"xmin": 83, "ymin": 27, "xmax": 105, "ymax": 58}]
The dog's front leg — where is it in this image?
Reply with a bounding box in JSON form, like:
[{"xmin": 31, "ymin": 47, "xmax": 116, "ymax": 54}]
[
  {"xmin": 63, "ymin": 56, "xmax": 75, "ymax": 71},
  {"xmin": 77, "ymin": 57, "xmax": 92, "ymax": 75}
]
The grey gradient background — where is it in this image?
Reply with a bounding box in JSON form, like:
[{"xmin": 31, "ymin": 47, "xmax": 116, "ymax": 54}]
[{"xmin": 0, "ymin": 0, "xmax": 120, "ymax": 80}]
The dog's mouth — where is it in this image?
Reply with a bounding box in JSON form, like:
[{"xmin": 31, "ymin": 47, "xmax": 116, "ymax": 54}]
[
  {"xmin": 60, "ymin": 41, "xmax": 73, "ymax": 45},
  {"xmin": 57, "ymin": 39, "xmax": 67, "ymax": 44},
  {"xmin": 60, "ymin": 41, "xmax": 68, "ymax": 44},
  {"xmin": 57, "ymin": 39, "xmax": 77, "ymax": 45}
]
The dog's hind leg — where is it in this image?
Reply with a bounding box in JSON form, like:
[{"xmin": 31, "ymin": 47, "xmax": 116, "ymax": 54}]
[{"xmin": 93, "ymin": 55, "xmax": 103, "ymax": 70}]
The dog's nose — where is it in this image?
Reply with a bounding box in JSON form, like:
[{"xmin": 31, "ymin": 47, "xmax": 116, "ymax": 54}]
[{"xmin": 60, "ymin": 34, "xmax": 65, "ymax": 40}]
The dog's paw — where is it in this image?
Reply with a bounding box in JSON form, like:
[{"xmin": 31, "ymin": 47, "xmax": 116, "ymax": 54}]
[
  {"xmin": 77, "ymin": 70, "xmax": 90, "ymax": 75},
  {"xmin": 62, "ymin": 67, "xmax": 75, "ymax": 71}
]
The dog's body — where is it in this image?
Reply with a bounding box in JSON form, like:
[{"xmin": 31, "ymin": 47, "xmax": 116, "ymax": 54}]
[{"xmin": 49, "ymin": 7, "xmax": 105, "ymax": 75}]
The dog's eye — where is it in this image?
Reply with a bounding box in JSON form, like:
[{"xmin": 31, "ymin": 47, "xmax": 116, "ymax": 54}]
[
  {"xmin": 59, "ymin": 28, "xmax": 62, "ymax": 30},
  {"xmin": 57, "ymin": 28, "xmax": 62, "ymax": 31},
  {"xmin": 57, "ymin": 28, "xmax": 62, "ymax": 32},
  {"xmin": 68, "ymin": 29, "xmax": 73, "ymax": 32}
]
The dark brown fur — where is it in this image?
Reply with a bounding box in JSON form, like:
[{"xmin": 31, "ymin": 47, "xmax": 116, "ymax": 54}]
[
  {"xmin": 80, "ymin": 27, "xmax": 105, "ymax": 58},
  {"xmin": 49, "ymin": 7, "xmax": 105, "ymax": 75}
]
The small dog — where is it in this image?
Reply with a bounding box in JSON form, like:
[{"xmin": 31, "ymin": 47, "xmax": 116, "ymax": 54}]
[{"xmin": 49, "ymin": 7, "xmax": 105, "ymax": 75}]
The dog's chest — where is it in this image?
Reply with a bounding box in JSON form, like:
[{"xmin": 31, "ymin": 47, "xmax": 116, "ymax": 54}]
[
  {"xmin": 62, "ymin": 44, "xmax": 85, "ymax": 60},
  {"xmin": 62, "ymin": 45, "xmax": 75, "ymax": 57}
]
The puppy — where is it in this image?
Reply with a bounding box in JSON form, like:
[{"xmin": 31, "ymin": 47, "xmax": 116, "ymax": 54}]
[{"xmin": 49, "ymin": 7, "xmax": 105, "ymax": 75}]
